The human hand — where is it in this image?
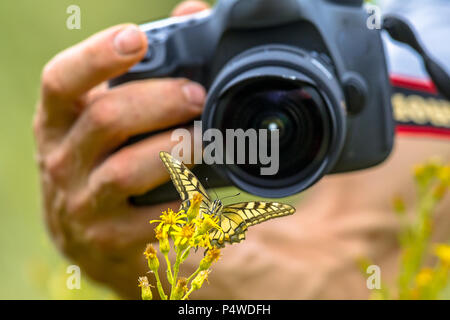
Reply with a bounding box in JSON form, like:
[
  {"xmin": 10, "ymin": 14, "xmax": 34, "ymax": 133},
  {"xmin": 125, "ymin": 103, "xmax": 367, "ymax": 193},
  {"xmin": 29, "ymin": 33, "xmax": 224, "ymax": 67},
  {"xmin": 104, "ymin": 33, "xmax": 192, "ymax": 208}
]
[{"xmin": 33, "ymin": 0, "xmax": 210, "ymax": 298}]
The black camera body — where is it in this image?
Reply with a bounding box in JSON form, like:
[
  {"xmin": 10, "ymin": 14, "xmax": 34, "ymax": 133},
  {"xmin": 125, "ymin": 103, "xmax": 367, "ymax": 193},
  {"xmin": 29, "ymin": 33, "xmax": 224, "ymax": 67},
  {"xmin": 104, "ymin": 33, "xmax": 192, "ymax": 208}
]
[{"xmin": 112, "ymin": 0, "xmax": 395, "ymax": 204}]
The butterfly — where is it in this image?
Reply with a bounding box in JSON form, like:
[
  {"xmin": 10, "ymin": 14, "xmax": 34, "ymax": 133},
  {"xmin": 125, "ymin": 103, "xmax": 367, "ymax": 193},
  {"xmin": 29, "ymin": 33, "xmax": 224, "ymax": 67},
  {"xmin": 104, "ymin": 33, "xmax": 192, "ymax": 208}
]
[{"xmin": 159, "ymin": 151, "xmax": 296, "ymax": 248}]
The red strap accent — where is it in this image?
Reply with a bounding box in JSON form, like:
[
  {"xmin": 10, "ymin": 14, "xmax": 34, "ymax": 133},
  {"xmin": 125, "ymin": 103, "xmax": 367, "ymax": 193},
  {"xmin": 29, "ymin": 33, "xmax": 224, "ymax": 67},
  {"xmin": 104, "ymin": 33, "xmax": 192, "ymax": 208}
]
[
  {"xmin": 390, "ymin": 74, "xmax": 438, "ymax": 95},
  {"xmin": 396, "ymin": 125, "xmax": 450, "ymax": 139},
  {"xmin": 390, "ymin": 74, "xmax": 450, "ymax": 139}
]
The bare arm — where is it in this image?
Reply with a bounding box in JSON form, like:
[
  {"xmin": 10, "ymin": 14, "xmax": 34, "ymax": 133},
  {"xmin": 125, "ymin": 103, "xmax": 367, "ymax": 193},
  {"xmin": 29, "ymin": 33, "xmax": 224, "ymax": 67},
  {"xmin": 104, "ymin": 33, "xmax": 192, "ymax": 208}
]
[{"xmin": 188, "ymin": 138, "xmax": 450, "ymax": 299}]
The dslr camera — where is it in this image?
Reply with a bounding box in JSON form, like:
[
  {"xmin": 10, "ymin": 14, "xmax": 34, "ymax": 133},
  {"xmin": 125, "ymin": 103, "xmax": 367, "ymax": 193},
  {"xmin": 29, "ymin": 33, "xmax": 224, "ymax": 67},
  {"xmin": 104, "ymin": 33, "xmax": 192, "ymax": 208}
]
[{"xmin": 112, "ymin": 0, "xmax": 397, "ymax": 204}]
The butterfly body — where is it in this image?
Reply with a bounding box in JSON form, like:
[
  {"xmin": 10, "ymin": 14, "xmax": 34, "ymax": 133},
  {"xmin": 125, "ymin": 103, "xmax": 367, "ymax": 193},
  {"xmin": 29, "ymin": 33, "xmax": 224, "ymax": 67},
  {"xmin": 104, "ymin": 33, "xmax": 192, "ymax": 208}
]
[
  {"xmin": 159, "ymin": 151, "xmax": 296, "ymax": 248},
  {"xmin": 208, "ymin": 199, "xmax": 224, "ymax": 216}
]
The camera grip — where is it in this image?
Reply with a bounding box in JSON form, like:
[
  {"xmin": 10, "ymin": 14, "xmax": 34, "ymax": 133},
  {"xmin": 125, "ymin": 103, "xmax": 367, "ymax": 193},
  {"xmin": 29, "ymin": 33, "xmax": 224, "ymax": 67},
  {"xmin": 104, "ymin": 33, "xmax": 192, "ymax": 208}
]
[{"xmin": 110, "ymin": 10, "xmax": 215, "ymax": 87}]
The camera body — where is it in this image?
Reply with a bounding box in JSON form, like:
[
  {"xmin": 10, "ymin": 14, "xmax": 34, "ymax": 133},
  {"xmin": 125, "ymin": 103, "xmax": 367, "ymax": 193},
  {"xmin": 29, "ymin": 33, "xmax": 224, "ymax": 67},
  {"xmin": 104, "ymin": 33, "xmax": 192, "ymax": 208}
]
[{"xmin": 112, "ymin": 0, "xmax": 394, "ymax": 204}]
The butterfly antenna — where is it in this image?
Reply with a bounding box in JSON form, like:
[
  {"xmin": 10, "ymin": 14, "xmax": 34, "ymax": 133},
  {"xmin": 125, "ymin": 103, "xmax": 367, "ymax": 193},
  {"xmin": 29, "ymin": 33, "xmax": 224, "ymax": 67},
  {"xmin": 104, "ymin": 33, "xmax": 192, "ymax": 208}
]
[
  {"xmin": 205, "ymin": 177, "xmax": 219, "ymax": 200},
  {"xmin": 221, "ymin": 192, "xmax": 241, "ymax": 201}
]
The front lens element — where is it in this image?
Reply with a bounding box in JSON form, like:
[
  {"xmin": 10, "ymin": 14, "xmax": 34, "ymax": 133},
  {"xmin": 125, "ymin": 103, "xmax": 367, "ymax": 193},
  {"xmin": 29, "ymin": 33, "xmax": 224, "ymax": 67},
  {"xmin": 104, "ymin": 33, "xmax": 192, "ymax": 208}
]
[{"xmin": 215, "ymin": 78, "xmax": 331, "ymax": 183}]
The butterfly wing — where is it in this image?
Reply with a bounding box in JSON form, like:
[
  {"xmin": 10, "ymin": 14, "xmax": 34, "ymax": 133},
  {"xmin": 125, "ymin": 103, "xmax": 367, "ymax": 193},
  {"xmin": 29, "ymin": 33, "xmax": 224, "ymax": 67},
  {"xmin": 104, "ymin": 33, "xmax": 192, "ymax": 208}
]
[
  {"xmin": 210, "ymin": 201, "xmax": 296, "ymax": 247},
  {"xmin": 159, "ymin": 151, "xmax": 212, "ymax": 214}
]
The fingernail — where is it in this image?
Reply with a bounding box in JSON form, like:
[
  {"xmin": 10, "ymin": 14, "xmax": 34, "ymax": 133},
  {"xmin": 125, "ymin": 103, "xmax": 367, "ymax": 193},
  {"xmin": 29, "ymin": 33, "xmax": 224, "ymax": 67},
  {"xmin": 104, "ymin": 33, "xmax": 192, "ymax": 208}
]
[
  {"xmin": 183, "ymin": 82, "xmax": 206, "ymax": 107},
  {"xmin": 114, "ymin": 25, "xmax": 144, "ymax": 55}
]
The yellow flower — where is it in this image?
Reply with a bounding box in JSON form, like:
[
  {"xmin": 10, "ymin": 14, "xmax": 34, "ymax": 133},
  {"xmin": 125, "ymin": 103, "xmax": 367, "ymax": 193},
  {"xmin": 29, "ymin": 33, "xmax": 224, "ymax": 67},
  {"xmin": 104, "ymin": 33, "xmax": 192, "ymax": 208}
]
[
  {"xmin": 199, "ymin": 248, "xmax": 221, "ymax": 271},
  {"xmin": 186, "ymin": 192, "xmax": 203, "ymax": 222},
  {"xmin": 438, "ymin": 165, "xmax": 450, "ymax": 186},
  {"xmin": 432, "ymin": 183, "xmax": 447, "ymax": 201},
  {"xmin": 138, "ymin": 276, "xmax": 153, "ymax": 300},
  {"xmin": 195, "ymin": 214, "xmax": 222, "ymax": 235},
  {"xmin": 181, "ymin": 215, "xmax": 222, "ymax": 249},
  {"xmin": 434, "ymin": 244, "xmax": 450, "ymax": 266},
  {"xmin": 191, "ymin": 270, "xmax": 210, "ymax": 291},
  {"xmin": 144, "ymin": 243, "xmax": 157, "ymax": 259},
  {"xmin": 190, "ymin": 233, "xmax": 212, "ymax": 249},
  {"xmin": 413, "ymin": 159, "xmax": 441, "ymax": 187},
  {"xmin": 415, "ymin": 268, "xmax": 434, "ymax": 288},
  {"xmin": 144, "ymin": 244, "xmax": 159, "ymax": 271},
  {"xmin": 150, "ymin": 209, "xmax": 187, "ymax": 233},
  {"xmin": 172, "ymin": 223, "xmax": 196, "ymax": 249}
]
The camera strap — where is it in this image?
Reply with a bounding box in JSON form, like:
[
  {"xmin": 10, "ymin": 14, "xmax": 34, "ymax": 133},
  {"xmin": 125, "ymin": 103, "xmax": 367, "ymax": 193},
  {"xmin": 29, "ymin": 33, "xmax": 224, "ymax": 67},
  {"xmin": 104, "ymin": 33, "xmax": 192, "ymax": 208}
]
[
  {"xmin": 383, "ymin": 14, "xmax": 450, "ymax": 139},
  {"xmin": 391, "ymin": 74, "xmax": 450, "ymax": 139}
]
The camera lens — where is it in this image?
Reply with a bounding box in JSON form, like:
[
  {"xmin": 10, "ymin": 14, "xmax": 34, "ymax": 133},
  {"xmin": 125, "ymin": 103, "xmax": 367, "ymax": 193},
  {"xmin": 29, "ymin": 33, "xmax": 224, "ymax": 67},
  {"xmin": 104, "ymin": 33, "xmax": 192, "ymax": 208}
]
[
  {"xmin": 252, "ymin": 101, "xmax": 293, "ymax": 145},
  {"xmin": 202, "ymin": 45, "xmax": 346, "ymax": 197},
  {"xmin": 258, "ymin": 116, "xmax": 287, "ymax": 136},
  {"xmin": 215, "ymin": 78, "xmax": 329, "ymax": 182}
]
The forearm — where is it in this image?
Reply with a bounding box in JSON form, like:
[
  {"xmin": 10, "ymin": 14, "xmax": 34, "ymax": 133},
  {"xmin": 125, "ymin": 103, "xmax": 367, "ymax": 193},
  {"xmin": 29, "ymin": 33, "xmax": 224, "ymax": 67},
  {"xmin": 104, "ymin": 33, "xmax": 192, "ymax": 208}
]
[{"xmin": 185, "ymin": 138, "xmax": 449, "ymax": 299}]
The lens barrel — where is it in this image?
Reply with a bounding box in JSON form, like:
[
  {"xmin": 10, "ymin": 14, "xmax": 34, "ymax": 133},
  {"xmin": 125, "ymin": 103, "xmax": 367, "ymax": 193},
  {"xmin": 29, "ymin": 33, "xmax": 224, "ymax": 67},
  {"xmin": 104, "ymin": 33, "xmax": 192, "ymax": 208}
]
[{"xmin": 202, "ymin": 45, "xmax": 346, "ymax": 198}]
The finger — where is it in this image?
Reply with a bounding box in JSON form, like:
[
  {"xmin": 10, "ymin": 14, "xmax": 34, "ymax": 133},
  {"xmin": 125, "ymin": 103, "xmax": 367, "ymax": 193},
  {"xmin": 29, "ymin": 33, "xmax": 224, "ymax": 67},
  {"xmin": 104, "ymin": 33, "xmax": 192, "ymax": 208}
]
[
  {"xmin": 60, "ymin": 130, "xmax": 181, "ymax": 220},
  {"xmin": 50, "ymin": 79, "xmax": 204, "ymax": 183},
  {"xmin": 40, "ymin": 24, "xmax": 147, "ymax": 118},
  {"xmin": 87, "ymin": 129, "xmax": 193, "ymax": 206},
  {"xmin": 82, "ymin": 200, "xmax": 181, "ymax": 256},
  {"xmin": 172, "ymin": 0, "xmax": 211, "ymax": 17}
]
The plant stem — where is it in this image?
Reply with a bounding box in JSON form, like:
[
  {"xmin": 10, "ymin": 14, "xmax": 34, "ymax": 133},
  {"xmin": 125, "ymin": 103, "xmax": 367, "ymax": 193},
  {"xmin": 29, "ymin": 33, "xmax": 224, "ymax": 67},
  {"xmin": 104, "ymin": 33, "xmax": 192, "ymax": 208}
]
[
  {"xmin": 187, "ymin": 267, "xmax": 201, "ymax": 283},
  {"xmin": 165, "ymin": 254, "xmax": 173, "ymax": 285},
  {"xmin": 182, "ymin": 287, "xmax": 195, "ymax": 300},
  {"xmin": 170, "ymin": 249, "xmax": 183, "ymax": 299},
  {"xmin": 398, "ymin": 185, "xmax": 439, "ymax": 299},
  {"xmin": 181, "ymin": 246, "xmax": 192, "ymax": 263},
  {"xmin": 153, "ymin": 270, "xmax": 167, "ymax": 300}
]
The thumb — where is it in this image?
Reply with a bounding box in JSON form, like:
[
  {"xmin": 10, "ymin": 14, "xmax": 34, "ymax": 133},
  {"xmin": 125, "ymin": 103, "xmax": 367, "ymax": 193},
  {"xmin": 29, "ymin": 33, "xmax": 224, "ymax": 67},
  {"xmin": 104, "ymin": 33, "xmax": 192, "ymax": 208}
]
[{"xmin": 171, "ymin": 0, "xmax": 211, "ymax": 17}]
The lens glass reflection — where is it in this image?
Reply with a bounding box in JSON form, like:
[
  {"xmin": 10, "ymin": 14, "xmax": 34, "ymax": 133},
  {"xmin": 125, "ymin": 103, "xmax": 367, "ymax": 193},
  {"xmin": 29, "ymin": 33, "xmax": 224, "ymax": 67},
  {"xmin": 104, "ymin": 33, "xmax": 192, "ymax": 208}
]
[{"xmin": 216, "ymin": 78, "xmax": 330, "ymax": 182}]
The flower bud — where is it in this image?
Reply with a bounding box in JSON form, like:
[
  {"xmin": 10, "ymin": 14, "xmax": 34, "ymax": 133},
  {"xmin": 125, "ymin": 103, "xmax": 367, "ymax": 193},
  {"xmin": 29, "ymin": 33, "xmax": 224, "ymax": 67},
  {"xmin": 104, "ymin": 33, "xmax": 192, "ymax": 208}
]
[
  {"xmin": 138, "ymin": 276, "xmax": 153, "ymax": 300},
  {"xmin": 191, "ymin": 270, "xmax": 210, "ymax": 291},
  {"xmin": 160, "ymin": 238, "xmax": 171, "ymax": 255},
  {"xmin": 186, "ymin": 193, "xmax": 202, "ymax": 222},
  {"xmin": 172, "ymin": 278, "xmax": 188, "ymax": 300},
  {"xmin": 144, "ymin": 244, "xmax": 159, "ymax": 271},
  {"xmin": 199, "ymin": 248, "xmax": 221, "ymax": 271},
  {"xmin": 156, "ymin": 228, "xmax": 170, "ymax": 255}
]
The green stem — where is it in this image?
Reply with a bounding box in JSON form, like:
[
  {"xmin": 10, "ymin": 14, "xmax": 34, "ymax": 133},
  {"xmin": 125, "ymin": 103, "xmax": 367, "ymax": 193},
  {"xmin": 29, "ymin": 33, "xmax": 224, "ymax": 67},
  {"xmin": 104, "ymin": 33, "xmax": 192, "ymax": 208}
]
[
  {"xmin": 170, "ymin": 249, "xmax": 183, "ymax": 299},
  {"xmin": 182, "ymin": 287, "xmax": 195, "ymax": 300},
  {"xmin": 153, "ymin": 270, "xmax": 167, "ymax": 300},
  {"xmin": 181, "ymin": 246, "xmax": 192, "ymax": 263},
  {"xmin": 398, "ymin": 187, "xmax": 439, "ymax": 299},
  {"xmin": 187, "ymin": 267, "xmax": 201, "ymax": 283},
  {"xmin": 165, "ymin": 254, "xmax": 173, "ymax": 285}
]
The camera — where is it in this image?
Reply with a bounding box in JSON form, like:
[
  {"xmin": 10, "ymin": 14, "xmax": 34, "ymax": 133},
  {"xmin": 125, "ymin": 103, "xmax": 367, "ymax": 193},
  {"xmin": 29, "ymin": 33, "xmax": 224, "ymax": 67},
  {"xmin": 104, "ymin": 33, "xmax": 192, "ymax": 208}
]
[{"xmin": 111, "ymin": 0, "xmax": 396, "ymax": 204}]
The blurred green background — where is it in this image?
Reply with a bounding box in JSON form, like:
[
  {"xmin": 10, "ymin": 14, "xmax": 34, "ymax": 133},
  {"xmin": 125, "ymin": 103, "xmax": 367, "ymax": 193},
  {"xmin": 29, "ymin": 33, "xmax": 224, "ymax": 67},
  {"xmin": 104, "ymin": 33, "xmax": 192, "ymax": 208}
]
[
  {"xmin": 1, "ymin": 0, "xmax": 446, "ymax": 301},
  {"xmin": 0, "ymin": 0, "xmax": 214, "ymax": 300}
]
